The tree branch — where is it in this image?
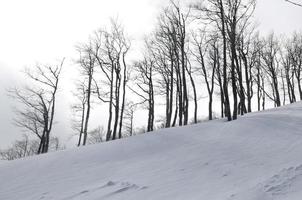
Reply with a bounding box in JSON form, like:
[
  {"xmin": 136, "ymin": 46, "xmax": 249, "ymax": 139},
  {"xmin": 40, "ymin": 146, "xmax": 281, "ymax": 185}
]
[{"xmin": 285, "ymin": 0, "xmax": 302, "ymax": 7}]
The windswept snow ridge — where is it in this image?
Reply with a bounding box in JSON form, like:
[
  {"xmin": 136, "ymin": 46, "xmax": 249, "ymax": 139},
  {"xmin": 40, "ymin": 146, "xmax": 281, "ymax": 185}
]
[{"xmin": 1, "ymin": 102, "xmax": 302, "ymax": 200}]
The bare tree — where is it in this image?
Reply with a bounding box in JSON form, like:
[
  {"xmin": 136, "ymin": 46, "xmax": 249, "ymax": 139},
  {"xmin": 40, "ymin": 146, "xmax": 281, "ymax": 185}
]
[
  {"xmin": 87, "ymin": 126, "xmax": 106, "ymax": 144},
  {"xmin": 154, "ymin": 1, "xmax": 191, "ymax": 126},
  {"xmin": 186, "ymin": 57, "xmax": 198, "ymax": 123},
  {"xmin": 76, "ymin": 41, "xmax": 96, "ymax": 146},
  {"xmin": 0, "ymin": 135, "xmax": 33, "ymax": 160},
  {"xmin": 131, "ymin": 57, "xmax": 155, "ymax": 132},
  {"xmin": 252, "ymin": 38, "xmax": 266, "ymax": 111},
  {"xmin": 151, "ymin": 28, "xmax": 175, "ymax": 128},
  {"xmin": 290, "ymin": 33, "xmax": 302, "ymax": 100},
  {"xmin": 9, "ymin": 60, "xmax": 64, "ymax": 154},
  {"xmin": 192, "ymin": 31, "xmax": 217, "ymax": 120},
  {"xmin": 238, "ymin": 31, "xmax": 259, "ymax": 112},
  {"xmin": 281, "ymin": 39, "xmax": 296, "ymax": 103},
  {"xmin": 261, "ymin": 33, "xmax": 281, "ymax": 107},
  {"xmin": 191, "ymin": 0, "xmax": 232, "ymax": 121},
  {"xmin": 123, "ymin": 102, "xmax": 136, "ymax": 137},
  {"xmin": 92, "ymin": 20, "xmax": 130, "ymax": 141},
  {"xmin": 0, "ymin": 135, "xmax": 64, "ymax": 160},
  {"xmin": 71, "ymin": 80, "xmax": 87, "ymax": 146}
]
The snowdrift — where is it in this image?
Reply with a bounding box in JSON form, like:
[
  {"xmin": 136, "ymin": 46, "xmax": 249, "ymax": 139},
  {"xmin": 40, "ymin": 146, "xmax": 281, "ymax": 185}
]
[{"xmin": 1, "ymin": 102, "xmax": 302, "ymax": 200}]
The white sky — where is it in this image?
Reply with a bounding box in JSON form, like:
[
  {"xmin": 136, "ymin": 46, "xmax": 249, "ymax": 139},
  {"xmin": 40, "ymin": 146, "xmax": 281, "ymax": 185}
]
[{"xmin": 0, "ymin": 0, "xmax": 302, "ymax": 148}]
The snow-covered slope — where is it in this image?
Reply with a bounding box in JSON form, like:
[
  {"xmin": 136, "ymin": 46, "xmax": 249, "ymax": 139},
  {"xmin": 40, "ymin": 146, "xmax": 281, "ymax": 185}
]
[{"xmin": 1, "ymin": 103, "xmax": 302, "ymax": 200}]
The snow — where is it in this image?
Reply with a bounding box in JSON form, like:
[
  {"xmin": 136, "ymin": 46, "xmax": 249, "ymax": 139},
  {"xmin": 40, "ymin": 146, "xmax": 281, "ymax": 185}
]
[
  {"xmin": 1, "ymin": 102, "xmax": 302, "ymax": 200},
  {"xmin": 0, "ymin": 160, "xmax": 6, "ymax": 165}
]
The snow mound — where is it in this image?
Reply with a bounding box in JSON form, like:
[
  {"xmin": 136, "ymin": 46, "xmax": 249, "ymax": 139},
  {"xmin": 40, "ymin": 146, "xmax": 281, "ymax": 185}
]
[{"xmin": 1, "ymin": 102, "xmax": 302, "ymax": 200}]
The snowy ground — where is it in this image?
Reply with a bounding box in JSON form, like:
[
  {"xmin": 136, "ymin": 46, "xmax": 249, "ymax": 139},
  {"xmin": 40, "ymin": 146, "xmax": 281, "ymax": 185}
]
[{"xmin": 1, "ymin": 102, "xmax": 302, "ymax": 200}]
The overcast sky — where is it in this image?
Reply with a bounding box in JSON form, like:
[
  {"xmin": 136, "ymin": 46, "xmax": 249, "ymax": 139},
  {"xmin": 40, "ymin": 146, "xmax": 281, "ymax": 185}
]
[{"xmin": 0, "ymin": 0, "xmax": 302, "ymax": 148}]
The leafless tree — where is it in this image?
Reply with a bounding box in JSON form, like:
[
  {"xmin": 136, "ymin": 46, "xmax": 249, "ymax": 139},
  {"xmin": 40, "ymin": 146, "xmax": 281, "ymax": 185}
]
[
  {"xmin": 76, "ymin": 41, "xmax": 96, "ymax": 146},
  {"xmin": 238, "ymin": 30, "xmax": 259, "ymax": 112},
  {"xmin": 281, "ymin": 39, "xmax": 296, "ymax": 103},
  {"xmin": 87, "ymin": 126, "xmax": 106, "ymax": 144},
  {"xmin": 252, "ymin": 37, "xmax": 266, "ymax": 111},
  {"xmin": 71, "ymin": 80, "xmax": 87, "ymax": 146},
  {"xmin": 290, "ymin": 33, "xmax": 302, "ymax": 100},
  {"xmin": 131, "ymin": 57, "xmax": 155, "ymax": 132},
  {"xmin": 151, "ymin": 29, "xmax": 175, "ymax": 128},
  {"xmin": 0, "ymin": 135, "xmax": 64, "ymax": 160},
  {"xmin": 9, "ymin": 60, "xmax": 64, "ymax": 154},
  {"xmin": 92, "ymin": 20, "xmax": 130, "ymax": 141},
  {"xmin": 153, "ymin": 1, "xmax": 191, "ymax": 126},
  {"xmin": 192, "ymin": 31, "xmax": 217, "ymax": 120},
  {"xmin": 261, "ymin": 33, "xmax": 281, "ymax": 107},
  {"xmin": 191, "ymin": 0, "xmax": 232, "ymax": 120},
  {"xmin": 123, "ymin": 102, "xmax": 137, "ymax": 137}
]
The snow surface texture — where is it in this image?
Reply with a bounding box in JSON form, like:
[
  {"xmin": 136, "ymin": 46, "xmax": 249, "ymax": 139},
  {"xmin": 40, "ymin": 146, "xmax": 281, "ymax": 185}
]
[{"xmin": 1, "ymin": 102, "xmax": 302, "ymax": 200}]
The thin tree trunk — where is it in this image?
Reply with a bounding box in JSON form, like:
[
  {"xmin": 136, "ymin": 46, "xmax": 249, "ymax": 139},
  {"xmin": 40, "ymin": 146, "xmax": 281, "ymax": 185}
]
[
  {"xmin": 106, "ymin": 67, "xmax": 114, "ymax": 141},
  {"xmin": 219, "ymin": 0, "xmax": 231, "ymax": 121},
  {"xmin": 77, "ymin": 103, "xmax": 85, "ymax": 146},
  {"xmin": 82, "ymin": 68, "xmax": 92, "ymax": 145},
  {"xmin": 118, "ymin": 54, "xmax": 128, "ymax": 139},
  {"xmin": 112, "ymin": 68, "xmax": 121, "ymax": 140}
]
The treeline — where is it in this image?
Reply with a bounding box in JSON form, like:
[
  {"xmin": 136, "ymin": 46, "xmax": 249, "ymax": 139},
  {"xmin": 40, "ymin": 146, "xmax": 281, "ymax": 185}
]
[
  {"xmin": 2, "ymin": 0, "xmax": 302, "ymax": 159},
  {"xmin": 0, "ymin": 135, "xmax": 63, "ymax": 160}
]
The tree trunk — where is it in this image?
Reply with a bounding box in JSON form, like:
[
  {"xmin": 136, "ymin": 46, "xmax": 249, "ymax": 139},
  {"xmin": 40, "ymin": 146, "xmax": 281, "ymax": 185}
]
[
  {"xmin": 82, "ymin": 69, "xmax": 92, "ymax": 145},
  {"xmin": 118, "ymin": 56, "xmax": 127, "ymax": 139},
  {"xmin": 106, "ymin": 66, "xmax": 114, "ymax": 141},
  {"xmin": 219, "ymin": 0, "xmax": 231, "ymax": 121}
]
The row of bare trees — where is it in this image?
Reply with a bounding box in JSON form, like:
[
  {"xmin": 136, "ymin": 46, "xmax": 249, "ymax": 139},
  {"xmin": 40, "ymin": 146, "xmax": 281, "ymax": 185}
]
[
  {"xmin": 5, "ymin": 0, "xmax": 302, "ymax": 158},
  {"xmin": 72, "ymin": 0, "xmax": 302, "ymax": 146},
  {"xmin": 73, "ymin": 21, "xmax": 131, "ymax": 146},
  {"xmin": 0, "ymin": 135, "xmax": 63, "ymax": 160}
]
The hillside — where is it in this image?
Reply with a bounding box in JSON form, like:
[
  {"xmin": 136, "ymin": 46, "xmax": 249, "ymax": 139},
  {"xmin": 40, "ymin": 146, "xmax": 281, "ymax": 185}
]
[{"xmin": 1, "ymin": 102, "xmax": 302, "ymax": 200}]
